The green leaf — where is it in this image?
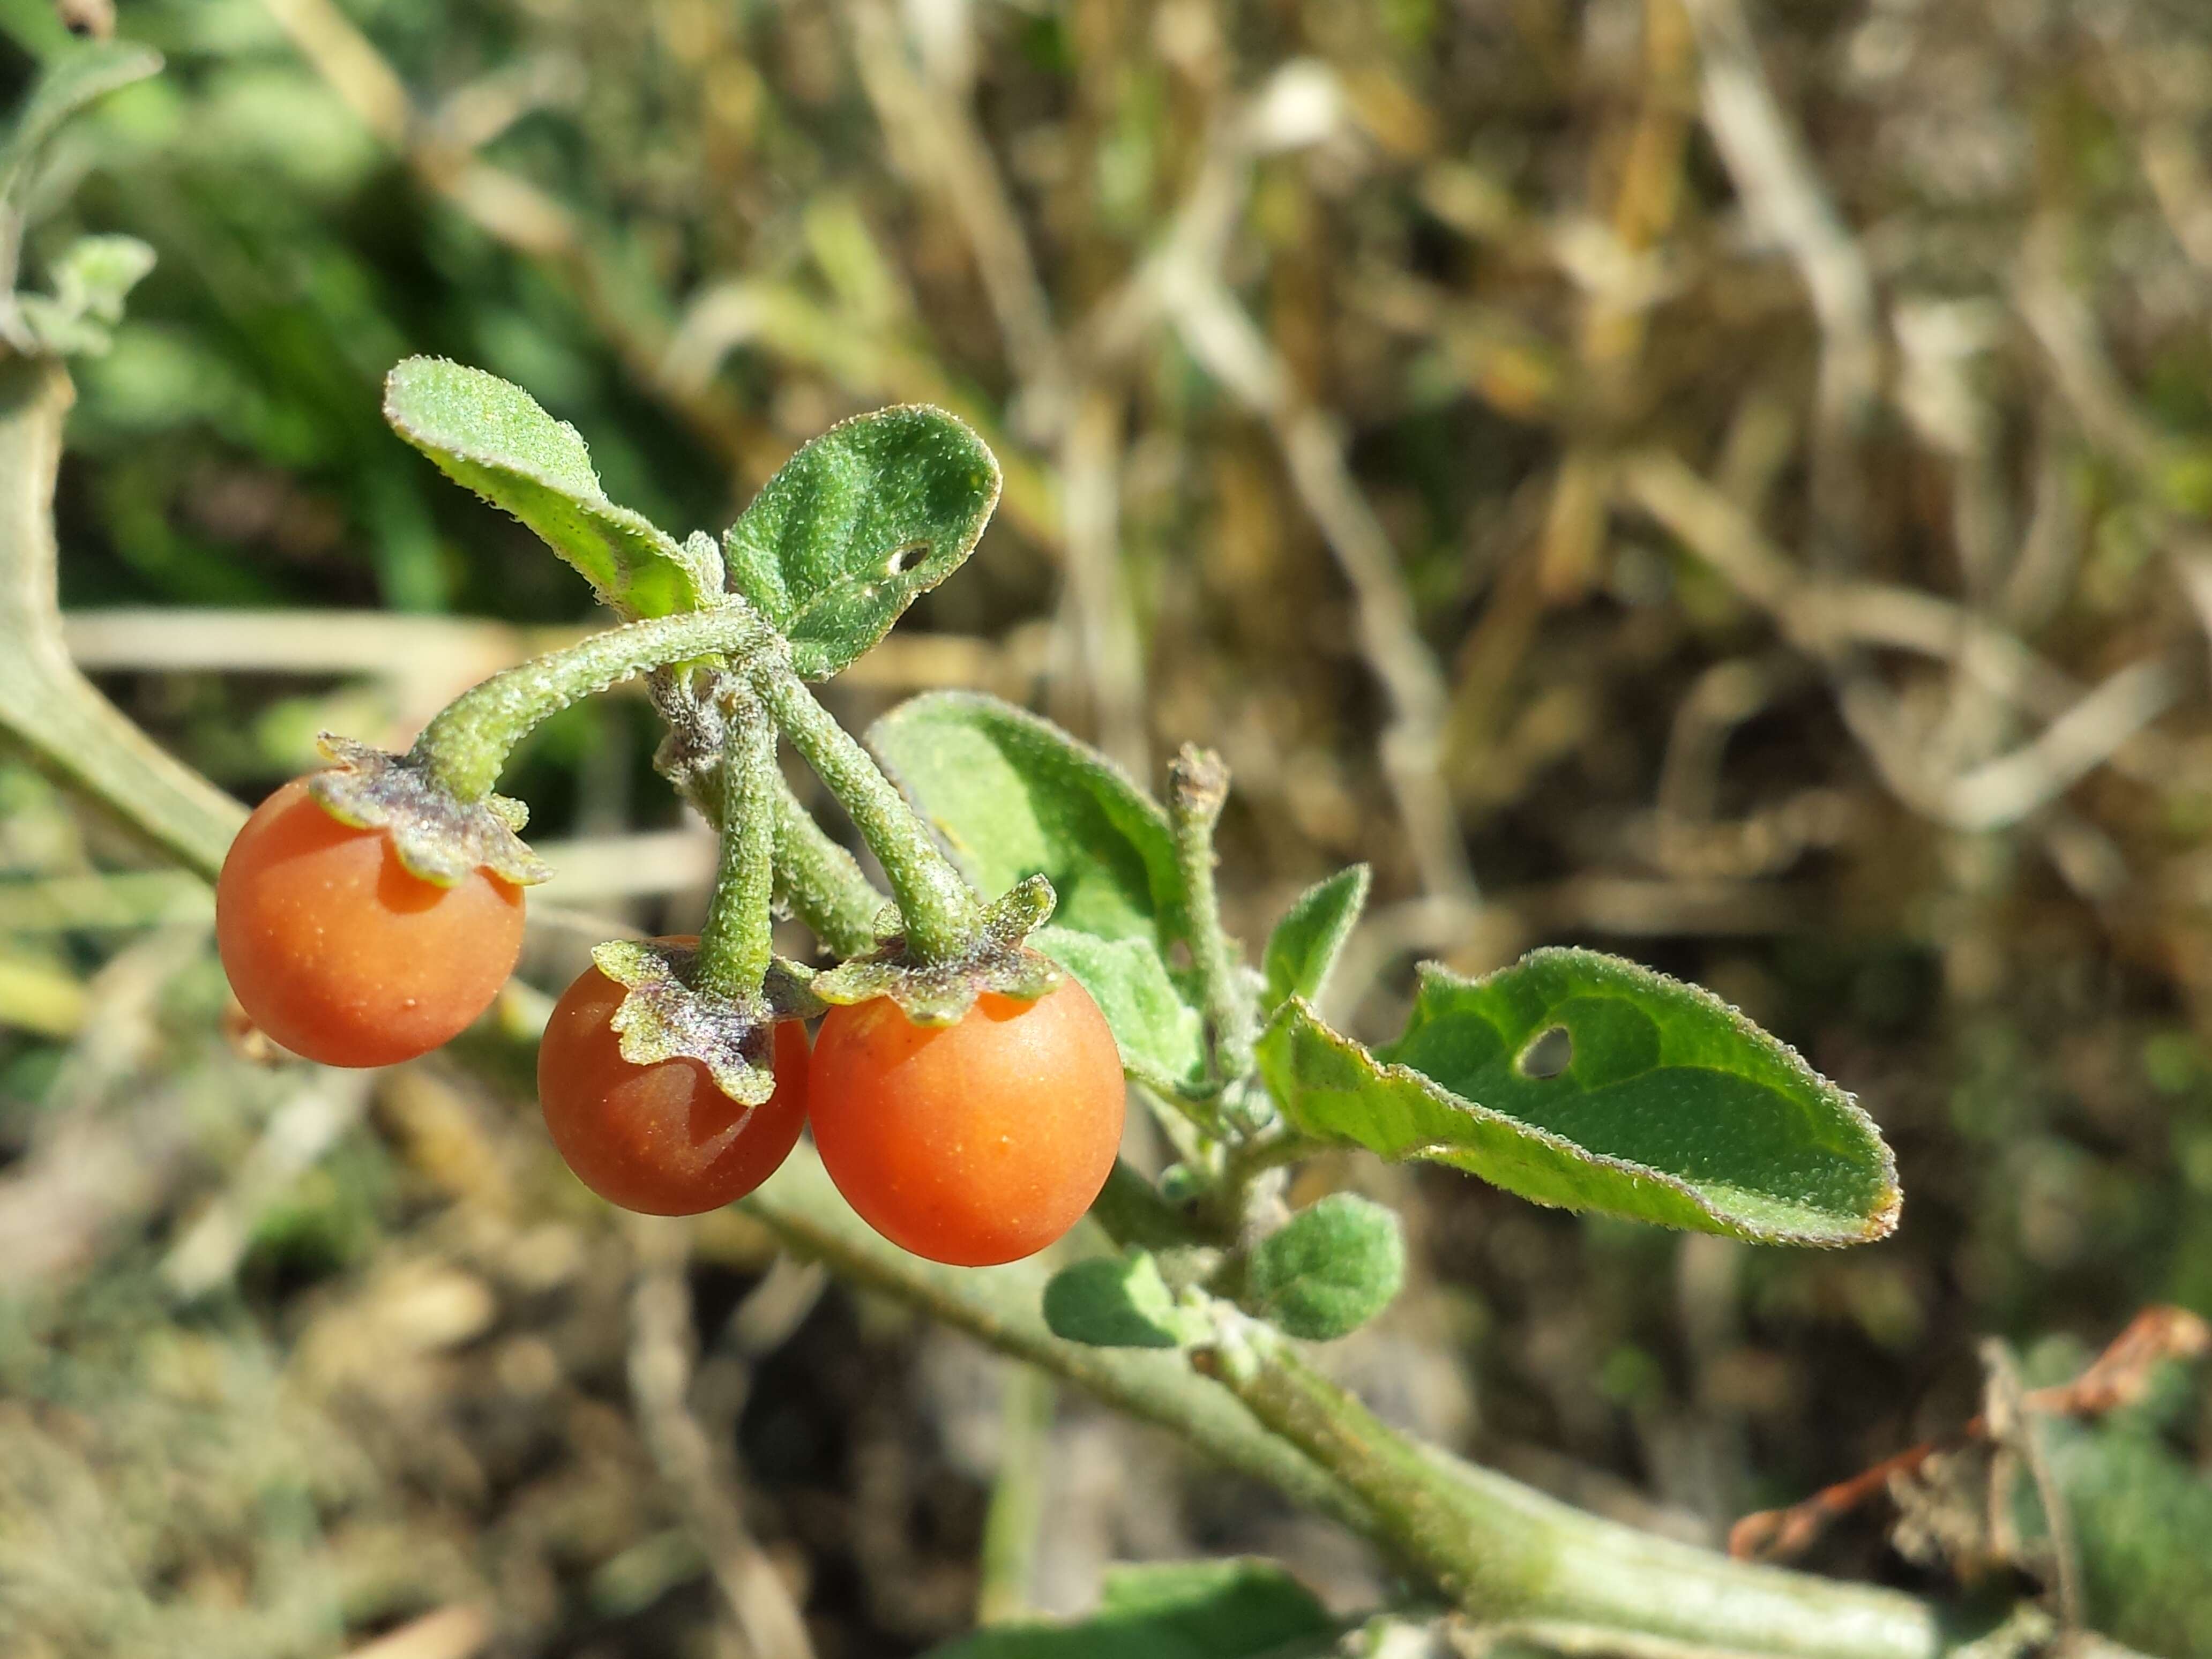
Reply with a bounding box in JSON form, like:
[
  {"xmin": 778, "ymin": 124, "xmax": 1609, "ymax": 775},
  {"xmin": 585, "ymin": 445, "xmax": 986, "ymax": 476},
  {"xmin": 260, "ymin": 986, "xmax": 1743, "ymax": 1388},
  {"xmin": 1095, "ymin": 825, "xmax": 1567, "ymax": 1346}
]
[
  {"xmin": 723, "ymin": 405, "xmax": 1000, "ymax": 679},
  {"xmin": 0, "ymin": 39, "xmax": 162, "ymax": 205},
  {"xmin": 1042, "ymin": 1252, "xmax": 1206, "ymax": 1349},
  {"xmin": 1262, "ymin": 864, "xmax": 1369, "ymax": 1011},
  {"xmin": 382, "ymin": 357, "xmax": 719, "ymax": 619},
  {"xmin": 1245, "ymin": 1193, "xmax": 1403, "ymax": 1341},
  {"xmin": 1032, "ymin": 926, "xmax": 1206, "ymax": 1093},
  {"xmin": 926, "ymin": 1560, "xmax": 1334, "ymax": 1659},
  {"xmin": 870, "ymin": 692, "xmax": 1204, "ymax": 1084},
  {"xmin": 1254, "ymin": 948, "xmax": 1900, "ymax": 1246},
  {"xmin": 17, "ymin": 234, "xmax": 154, "ymax": 356}
]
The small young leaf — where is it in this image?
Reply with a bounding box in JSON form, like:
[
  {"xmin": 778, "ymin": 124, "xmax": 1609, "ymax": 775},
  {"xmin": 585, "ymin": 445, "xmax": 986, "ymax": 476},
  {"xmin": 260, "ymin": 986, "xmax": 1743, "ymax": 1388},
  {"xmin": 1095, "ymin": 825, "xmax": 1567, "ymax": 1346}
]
[
  {"xmin": 870, "ymin": 692, "xmax": 1204, "ymax": 1082},
  {"xmin": 16, "ymin": 233, "xmax": 154, "ymax": 356},
  {"xmin": 1032, "ymin": 927, "xmax": 1206, "ymax": 1094},
  {"xmin": 723, "ymin": 406, "xmax": 1000, "ymax": 679},
  {"xmin": 926, "ymin": 1559, "xmax": 1333, "ymax": 1659},
  {"xmin": 1254, "ymin": 947, "xmax": 1900, "ymax": 1246},
  {"xmin": 1244, "ymin": 1193, "xmax": 1404, "ymax": 1341},
  {"xmin": 383, "ymin": 358, "xmax": 719, "ymax": 618},
  {"xmin": 1262, "ymin": 864, "xmax": 1369, "ymax": 1011},
  {"xmin": 1042, "ymin": 1252, "xmax": 1204, "ymax": 1349}
]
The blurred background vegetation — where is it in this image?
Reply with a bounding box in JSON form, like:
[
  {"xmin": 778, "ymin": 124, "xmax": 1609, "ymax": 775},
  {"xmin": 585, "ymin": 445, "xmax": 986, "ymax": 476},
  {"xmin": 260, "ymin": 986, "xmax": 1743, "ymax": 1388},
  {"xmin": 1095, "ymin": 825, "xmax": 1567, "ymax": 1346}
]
[{"xmin": 2, "ymin": 0, "xmax": 2211, "ymax": 1654}]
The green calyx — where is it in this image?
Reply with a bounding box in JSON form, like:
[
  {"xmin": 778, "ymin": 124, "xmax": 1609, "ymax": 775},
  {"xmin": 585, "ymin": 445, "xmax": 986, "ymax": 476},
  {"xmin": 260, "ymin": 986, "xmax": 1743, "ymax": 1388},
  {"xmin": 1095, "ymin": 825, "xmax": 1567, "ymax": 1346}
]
[
  {"xmin": 307, "ymin": 735, "xmax": 551, "ymax": 889},
  {"xmin": 810, "ymin": 873, "xmax": 1063, "ymax": 1026}
]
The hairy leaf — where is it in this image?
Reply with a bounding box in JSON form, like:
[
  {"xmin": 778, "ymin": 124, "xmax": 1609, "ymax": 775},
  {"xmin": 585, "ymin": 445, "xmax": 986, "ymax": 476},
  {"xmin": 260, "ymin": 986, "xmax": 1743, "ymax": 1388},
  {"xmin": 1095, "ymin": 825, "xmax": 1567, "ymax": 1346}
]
[
  {"xmin": 926, "ymin": 1559, "xmax": 1333, "ymax": 1659},
  {"xmin": 0, "ymin": 40, "xmax": 162, "ymax": 206},
  {"xmin": 724, "ymin": 405, "xmax": 999, "ymax": 678},
  {"xmin": 383, "ymin": 357, "xmax": 719, "ymax": 618},
  {"xmin": 1262, "ymin": 864, "xmax": 1369, "ymax": 1011},
  {"xmin": 871, "ymin": 693, "xmax": 1202, "ymax": 1082},
  {"xmin": 1245, "ymin": 1193, "xmax": 1403, "ymax": 1341},
  {"xmin": 1032, "ymin": 927, "xmax": 1206, "ymax": 1093},
  {"xmin": 1255, "ymin": 948, "xmax": 1899, "ymax": 1246},
  {"xmin": 1042, "ymin": 1252, "xmax": 1205, "ymax": 1349}
]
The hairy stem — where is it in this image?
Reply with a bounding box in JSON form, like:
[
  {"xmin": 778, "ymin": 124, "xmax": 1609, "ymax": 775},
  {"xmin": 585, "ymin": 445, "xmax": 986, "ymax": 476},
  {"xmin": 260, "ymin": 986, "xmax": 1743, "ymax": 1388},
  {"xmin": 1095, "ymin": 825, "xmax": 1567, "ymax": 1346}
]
[
  {"xmin": 690, "ymin": 694, "xmax": 777, "ymax": 1002},
  {"xmin": 1168, "ymin": 745, "xmax": 1257, "ymax": 1085},
  {"xmin": 771, "ymin": 774, "xmax": 885, "ymax": 959},
  {"xmin": 1201, "ymin": 1346, "xmax": 1954, "ymax": 1659},
  {"xmin": 751, "ymin": 659, "xmax": 982, "ymax": 962},
  {"xmin": 413, "ymin": 603, "xmax": 777, "ymax": 803}
]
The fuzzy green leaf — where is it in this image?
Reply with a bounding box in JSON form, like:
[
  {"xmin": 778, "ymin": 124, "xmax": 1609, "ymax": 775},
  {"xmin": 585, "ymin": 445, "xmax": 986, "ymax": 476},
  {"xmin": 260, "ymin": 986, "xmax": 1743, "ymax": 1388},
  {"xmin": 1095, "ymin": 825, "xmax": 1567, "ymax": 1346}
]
[
  {"xmin": 383, "ymin": 357, "xmax": 718, "ymax": 618},
  {"xmin": 1032, "ymin": 927, "xmax": 1206, "ymax": 1093},
  {"xmin": 1245, "ymin": 1193, "xmax": 1404, "ymax": 1340},
  {"xmin": 870, "ymin": 692, "xmax": 1202, "ymax": 1082},
  {"xmin": 723, "ymin": 405, "xmax": 1000, "ymax": 678},
  {"xmin": 1254, "ymin": 948, "xmax": 1900, "ymax": 1246},
  {"xmin": 926, "ymin": 1560, "xmax": 1333, "ymax": 1659},
  {"xmin": 1262, "ymin": 865, "xmax": 1369, "ymax": 1011},
  {"xmin": 0, "ymin": 40, "xmax": 162, "ymax": 206},
  {"xmin": 1042, "ymin": 1252, "xmax": 1205, "ymax": 1349}
]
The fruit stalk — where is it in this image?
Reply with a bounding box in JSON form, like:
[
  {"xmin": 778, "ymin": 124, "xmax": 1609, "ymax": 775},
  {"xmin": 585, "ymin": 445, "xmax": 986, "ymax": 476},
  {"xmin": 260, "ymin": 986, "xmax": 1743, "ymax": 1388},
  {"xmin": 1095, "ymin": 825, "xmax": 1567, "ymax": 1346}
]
[
  {"xmin": 751, "ymin": 656, "xmax": 983, "ymax": 963},
  {"xmin": 689, "ymin": 690, "xmax": 778, "ymax": 1002},
  {"xmin": 410, "ymin": 603, "xmax": 779, "ymax": 804}
]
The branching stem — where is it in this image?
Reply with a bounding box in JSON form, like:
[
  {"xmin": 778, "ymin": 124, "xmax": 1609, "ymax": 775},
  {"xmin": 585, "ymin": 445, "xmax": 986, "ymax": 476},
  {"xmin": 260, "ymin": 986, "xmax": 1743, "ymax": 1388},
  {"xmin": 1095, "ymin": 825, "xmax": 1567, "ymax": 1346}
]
[{"xmin": 750, "ymin": 658, "xmax": 982, "ymax": 962}]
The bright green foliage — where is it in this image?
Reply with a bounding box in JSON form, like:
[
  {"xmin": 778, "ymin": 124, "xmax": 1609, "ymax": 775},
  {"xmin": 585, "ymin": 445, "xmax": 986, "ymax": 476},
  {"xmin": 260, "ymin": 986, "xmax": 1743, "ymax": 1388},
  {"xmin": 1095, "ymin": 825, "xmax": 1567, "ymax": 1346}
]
[
  {"xmin": 382, "ymin": 357, "xmax": 720, "ymax": 619},
  {"xmin": 1042, "ymin": 1252, "xmax": 1205, "ymax": 1349},
  {"xmin": 1244, "ymin": 1193, "xmax": 1404, "ymax": 1341},
  {"xmin": 0, "ymin": 39, "xmax": 162, "ymax": 205},
  {"xmin": 723, "ymin": 406, "xmax": 1001, "ymax": 679},
  {"xmin": 2035, "ymin": 1404, "xmax": 2212, "ymax": 1653},
  {"xmin": 1256, "ymin": 948, "xmax": 1900, "ymax": 1245},
  {"xmin": 1262, "ymin": 865, "xmax": 1369, "ymax": 1011},
  {"xmin": 926, "ymin": 1559, "xmax": 1334, "ymax": 1659},
  {"xmin": 16, "ymin": 235, "xmax": 154, "ymax": 356},
  {"xmin": 869, "ymin": 692, "xmax": 1205, "ymax": 1088}
]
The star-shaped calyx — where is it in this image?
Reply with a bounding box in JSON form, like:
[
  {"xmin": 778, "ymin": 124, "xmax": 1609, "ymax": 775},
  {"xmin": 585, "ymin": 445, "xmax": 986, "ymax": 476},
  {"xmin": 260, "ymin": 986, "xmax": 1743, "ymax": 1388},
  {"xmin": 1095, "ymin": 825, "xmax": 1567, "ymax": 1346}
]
[
  {"xmin": 590, "ymin": 939, "xmax": 824, "ymax": 1104},
  {"xmin": 810, "ymin": 873, "xmax": 1064, "ymax": 1025},
  {"xmin": 308, "ymin": 734, "xmax": 552, "ymax": 887}
]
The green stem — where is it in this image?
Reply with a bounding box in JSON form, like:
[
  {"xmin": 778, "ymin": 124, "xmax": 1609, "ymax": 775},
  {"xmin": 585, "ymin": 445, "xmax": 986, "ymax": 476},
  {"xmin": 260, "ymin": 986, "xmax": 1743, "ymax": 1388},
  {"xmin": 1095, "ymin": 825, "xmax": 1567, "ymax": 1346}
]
[
  {"xmin": 750, "ymin": 658, "xmax": 982, "ymax": 962},
  {"xmin": 976, "ymin": 1363, "xmax": 1055, "ymax": 1625},
  {"xmin": 1088, "ymin": 1157, "xmax": 1210, "ymax": 1251},
  {"xmin": 1168, "ymin": 745, "xmax": 1257, "ymax": 1085},
  {"xmin": 771, "ymin": 773, "xmax": 886, "ymax": 958},
  {"xmin": 412, "ymin": 603, "xmax": 777, "ymax": 803},
  {"xmin": 690, "ymin": 694, "xmax": 776, "ymax": 1002},
  {"xmin": 1202, "ymin": 1347, "xmax": 1954, "ymax": 1659}
]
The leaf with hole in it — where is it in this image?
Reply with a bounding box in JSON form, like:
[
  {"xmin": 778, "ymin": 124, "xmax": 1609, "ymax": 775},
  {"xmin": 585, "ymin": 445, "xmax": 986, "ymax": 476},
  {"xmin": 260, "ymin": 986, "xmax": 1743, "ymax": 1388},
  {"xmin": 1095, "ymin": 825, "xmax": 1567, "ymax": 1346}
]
[
  {"xmin": 870, "ymin": 692, "xmax": 1204, "ymax": 1086},
  {"xmin": 1262, "ymin": 865, "xmax": 1369, "ymax": 1011},
  {"xmin": 723, "ymin": 405, "xmax": 999, "ymax": 679},
  {"xmin": 1245, "ymin": 1193, "xmax": 1403, "ymax": 1341},
  {"xmin": 1254, "ymin": 948, "xmax": 1899, "ymax": 1246},
  {"xmin": 925, "ymin": 1559, "xmax": 1334, "ymax": 1659},
  {"xmin": 1042, "ymin": 1251, "xmax": 1207, "ymax": 1349},
  {"xmin": 383, "ymin": 357, "xmax": 719, "ymax": 619}
]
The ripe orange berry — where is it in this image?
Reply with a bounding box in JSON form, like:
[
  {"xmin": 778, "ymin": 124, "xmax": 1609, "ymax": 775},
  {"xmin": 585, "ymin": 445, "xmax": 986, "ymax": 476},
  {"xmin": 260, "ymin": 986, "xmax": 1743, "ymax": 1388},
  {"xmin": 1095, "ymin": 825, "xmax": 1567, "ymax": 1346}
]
[
  {"xmin": 537, "ymin": 951, "xmax": 810, "ymax": 1215},
  {"xmin": 216, "ymin": 776, "xmax": 524, "ymax": 1067},
  {"xmin": 808, "ymin": 979, "xmax": 1125, "ymax": 1266}
]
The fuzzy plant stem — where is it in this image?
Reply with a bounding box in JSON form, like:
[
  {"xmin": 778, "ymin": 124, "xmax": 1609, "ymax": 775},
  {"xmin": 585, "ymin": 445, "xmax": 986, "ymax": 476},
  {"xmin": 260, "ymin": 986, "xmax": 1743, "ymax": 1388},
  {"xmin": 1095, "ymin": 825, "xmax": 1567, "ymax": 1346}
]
[
  {"xmin": 412, "ymin": 603, "xmax": 777, "ymax": 803},
  {"xmin": 1168, "ymin": 745, "xmax": 1257, "ymax": 1084},
  {"xmin": 771, "ymin": 774, "xmax": 885, "ymax": 959},
  {"xmin": 750, "ymin": 657, "xmax": 982, "ymax": 963},
  {"xmin": 1197, "ymin": 1345, "xmax": 1952, "ymax": 1659},
  {"xmin": 689, "ymin": 693, "xmax": 778, "ymax": 1002}
]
